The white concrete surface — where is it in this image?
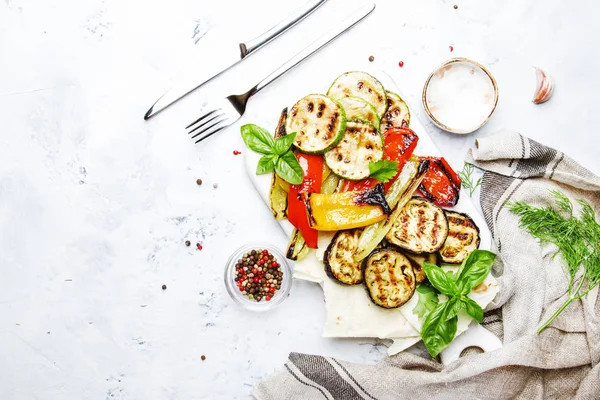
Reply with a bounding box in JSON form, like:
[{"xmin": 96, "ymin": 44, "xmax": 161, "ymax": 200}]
[{"xmin": 1, "ymin": 0, "xmax": 599, "ymax": 398}]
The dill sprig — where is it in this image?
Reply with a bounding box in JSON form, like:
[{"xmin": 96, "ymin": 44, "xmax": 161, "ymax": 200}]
[
  {"xmin": 508, "ymin": 190, "xmax": 600, "ymax": 334},
  {"xmin": 458, "ymin": 162, "xmax": 482, "ymax": 197}
]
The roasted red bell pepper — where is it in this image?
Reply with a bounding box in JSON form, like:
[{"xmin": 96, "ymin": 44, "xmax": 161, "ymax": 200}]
[
  {"xmin": 287, "ymin": 153, "xmax": 323, "ymax": 248},
  {"xmin": 340, "ymin": 127, "xmax": 419, "ymax": 193},
  {"xmin": 418, "ymin": 157, "xmax": 462, "ymax": 207}
]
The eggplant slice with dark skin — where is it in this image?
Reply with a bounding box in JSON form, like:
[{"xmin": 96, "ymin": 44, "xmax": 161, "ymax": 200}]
[
  {"xmin": 386, "ymin": 197, "xmax": 449, "ymax": 254},
  {"xmin": 402, "ymin": 252, "xmax": 440, "ymax": 284},
  {"xmin": 363, "ymin": 249, "xmax": 416, "ymax": 308},
  {"xmin": 324, "ymin": 229, "xmax": 364, "ymax": 285},
  {"xmin": 439, "ymin": 211, "xmax": 480, "ymax": 264}
]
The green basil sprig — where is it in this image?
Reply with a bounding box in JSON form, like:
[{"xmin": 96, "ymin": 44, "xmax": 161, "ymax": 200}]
[
  {"xmin": 420, "ymin": 249, "xmax": 496, "ymax": 357},
  {"xmin": 240, "ymin": 124, "xmax": 303, "ymax": 185}
]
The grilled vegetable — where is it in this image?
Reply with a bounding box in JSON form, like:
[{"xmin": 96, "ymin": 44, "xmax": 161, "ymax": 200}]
[
  {"xmin": 339, "ymin": 127, "xmax": 419, "ymax": 193},
  {"xmin": 327, "ymin": 71, "xmax": 388, "ymax": 118},
  {"xmin": 363, "ymin": 249, "xmax": 416, "ymax": 308},
  {"xmin": 439, "ymin": 211, "xmax": 480, "ymax": 264},
  {"xmin": 269, "ymin": 108, "xmax": 290, "ymax": 219},
  {"xmin": 286, "ymin": 228, "xmax": 311, "ymax": 261},
  {"xmin": 305, "ymin": 183, "xmax": 391, "ymax": 231},
  {"xmin": 403, "ymin": 252, "xmax": 440, "ymax": 284},
  {"xmin": 386, "ymin": 197, "xmax": 449, "ymax": 254},
  {"xmin": 324, "ymin": 229, "xmax": 363, "ymax": 285},
  {"xmin": 381, "ymin": 91, "xmax": 410, "ymax": 131},
  {"xmin": 324, "ymin": 120, "xmax": 383, "ymax": 180},
  {"xmin": 338, "ymin": 97, "xmax": 381, "ymax": 129},
  {"xmin": 321, "ymin": 172, "xmax": 340, "ymax": 194},
  {"xmin": 287, "ymin": 153, "xmax": 323, "ymax": 248},
  {"xmin": 418, "ymin": 157, "xmax": 461, "ymax": 207},
  {"xmin": 354, "ymin": 159, "xmax": 429, "ymax": 261},
  {"xmin": 287, "ymin": 94, "xmax": 346, "ymax": 154}
]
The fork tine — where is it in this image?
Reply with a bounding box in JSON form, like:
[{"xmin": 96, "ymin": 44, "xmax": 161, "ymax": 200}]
[
  {"xmin": 189, "ymin": 115, "xmax": 229, "ymax": 141},
  {"xmin": 185, "ymin": 109, "xmax": 218, "ymax": 130},
  {"xmin": 194, "ymin": 123, "xmax": 228, "ymax": 144},
  {"xmin": 187, "ymin": 111, "xmax": 225, "ymax": 136}
]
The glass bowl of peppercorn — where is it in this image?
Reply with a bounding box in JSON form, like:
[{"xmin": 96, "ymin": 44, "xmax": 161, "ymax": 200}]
[{"xmin": 224, "ymin": 244, "xmax": 292, "ymax": 311}]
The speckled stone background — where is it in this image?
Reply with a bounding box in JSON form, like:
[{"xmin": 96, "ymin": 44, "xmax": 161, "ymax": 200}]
[{"xmin": 1, "ymin": 0, "xmax": 599, "ymax": 398}]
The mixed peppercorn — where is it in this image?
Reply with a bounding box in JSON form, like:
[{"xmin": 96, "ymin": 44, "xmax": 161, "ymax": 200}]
[{"xmin": 234, "ymin": 249, "xmax": 283, "ymax": 302}]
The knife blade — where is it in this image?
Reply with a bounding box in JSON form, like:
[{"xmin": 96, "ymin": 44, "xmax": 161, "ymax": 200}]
[{"xmin": 144, "ymin": 0, "xmax": 326, "ymax": 120}]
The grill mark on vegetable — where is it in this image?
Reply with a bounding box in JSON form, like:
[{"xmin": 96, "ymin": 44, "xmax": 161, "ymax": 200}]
[
  {"xmin": 354, "ymin": 184, "xmax": 392, "ymax": 214},
  {"xmin": 307, "ymin": 102, "xmax": 314, "ymax": 112}
]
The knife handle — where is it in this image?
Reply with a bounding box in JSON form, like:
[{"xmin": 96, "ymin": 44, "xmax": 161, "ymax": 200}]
[
  {"xmin": 239, "ymin": 0, "xmax": 326, "ymax": 57},
  {"xmin": 253, "ymin": 2, "xmax": 375, "ymax": 95}
]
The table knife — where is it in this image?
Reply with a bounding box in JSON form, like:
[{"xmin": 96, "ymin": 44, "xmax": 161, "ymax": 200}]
[{"xmin": 144, "ymin": 0, "xmax": 327, "ymax": 120}]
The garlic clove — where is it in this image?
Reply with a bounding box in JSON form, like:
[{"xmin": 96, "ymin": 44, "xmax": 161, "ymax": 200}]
[{"xmin": 532, "ymin": 67, "xmax": 554, "ymax": 104}]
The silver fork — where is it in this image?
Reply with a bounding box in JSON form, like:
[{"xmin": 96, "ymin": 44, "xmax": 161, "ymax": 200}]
[{"xmin": 186, "ymin": 2, "xmax": 375, "ymax": 143}]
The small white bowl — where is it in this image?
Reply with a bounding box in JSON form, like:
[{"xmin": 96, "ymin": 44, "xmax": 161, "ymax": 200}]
[{"xmin": 422, "ymin": 58, "xmax": 499, "ymax": 134}]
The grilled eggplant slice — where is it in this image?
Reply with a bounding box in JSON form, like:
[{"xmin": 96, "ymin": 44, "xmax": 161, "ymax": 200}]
[
  {"xmin": 338, "ymin": 97, "xmax": 381, "ymax": 129},
  {"xmin": 324, "ymin": 229, "xmax": 363, "ymax": 285},
  {"xmin": 381, "ymin": 91, "xmax": 410, "ymax": 131},
  {"xmin": 439, "ymin": 211, "xmax": 480, "ymax": 264},
  {"xmin": 324, "ymin": 120, "xmax": 383, "ymax": 180},
  {"xmin": 287, "ymin": 94, "xmax": 346, "ymax": 154},
  {"xmin": 364, "ymin": 249, "xmax": 416, "ymax": 308},
  {"xmin": 403, "ymin": 252, "xmax": 440, "ymax": 284},
  {"xmin": 386, "ymin": 197, "xmax": 449, "ymax": 254},
  {"xmin": 327, "ymin": 71, "xmax": 388, "ymax": 118}
]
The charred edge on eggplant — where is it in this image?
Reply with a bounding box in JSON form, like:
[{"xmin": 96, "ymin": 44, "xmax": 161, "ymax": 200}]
[
  {"xmin": 363, "ymin": 248, "xmax": 416, "ymax": 309},
  {"xmin": 275, "ymin": 107, "xmax": 288, "ymax": 139},
  {"xmin": 324, "ymin": 229, "xmax": 364, "ymax": 285},
  {"xmin": 403, "ymin": 251, "xmax": 440, "ymax": 284},
  {"xmin": 439, "ymin": 211, "xmax": 481, "ymax": 264},
  {"xmin": 354, "ymin": 184, "xmax": 392, "ymax": 214}
]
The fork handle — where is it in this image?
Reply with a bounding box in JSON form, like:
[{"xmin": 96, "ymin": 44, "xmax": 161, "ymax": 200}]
[
  {"xmin": 240, "ymin": 0, "xmax": 327, "ymax": 58},
  {"xmin": 252, "ymin": 2, "xmax": 375, "ymax": 95}
]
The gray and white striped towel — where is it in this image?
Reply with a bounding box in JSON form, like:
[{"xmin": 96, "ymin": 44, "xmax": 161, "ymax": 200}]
[{"xmin": 253, "ymin": 131, "xmax": 600, "ymax": 400}]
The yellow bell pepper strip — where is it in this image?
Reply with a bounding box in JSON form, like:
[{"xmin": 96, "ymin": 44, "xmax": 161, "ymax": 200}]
[{"xmin": 304, "ymin": 184, "xmax": 392, "ymax": 231}]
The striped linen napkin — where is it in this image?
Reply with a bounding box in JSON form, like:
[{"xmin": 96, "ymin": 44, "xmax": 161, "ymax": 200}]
[{"xmin": 253, "ymin": 131, "xmax": 600, "ymax": 400}]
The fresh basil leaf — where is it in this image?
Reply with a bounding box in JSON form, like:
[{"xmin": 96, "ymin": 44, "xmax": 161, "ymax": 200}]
[
  {"xmin": 444, "ymin": 297, "xmax": 464, "ymax": 322},
  {"xmin": 455, "ymin": 250, "xmax": 496, "ymax": 294},
  {"xmin": 413, "ymin": 283, "xmax": 440, "ymax": 320},
  {"xmin": 274, "ymin": 132, "xmax": 297, "ymax": 156},
  {"xmin": 368, "ymin": 160, "xmax": 399, "ymax": 183},
  {"xmin": 423, "ymin": 262, "xmax": 459, "ymax": 296},
  {"xmin": 421, "ymin": 300, "xmax": 459, "ymax": 358},
  {"xmin": 461, "ymin": 297, "xmax": 484, "ymax": 322},
  {"xmin": 240, "ymin": 124, "xmax": 275, "ymax": 155},
  {"xmin": 275, "ymin": 151, "xmax": 303, "ymax": 185},
  {"xmin": 256, "ymin": 154, "xmax": 276, "ymax": 175}
]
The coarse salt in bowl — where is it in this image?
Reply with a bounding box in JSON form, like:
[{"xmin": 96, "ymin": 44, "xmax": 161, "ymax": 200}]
[{"xmin": 422, "ymin": 58, "xmax": 498, "ymax": 134}]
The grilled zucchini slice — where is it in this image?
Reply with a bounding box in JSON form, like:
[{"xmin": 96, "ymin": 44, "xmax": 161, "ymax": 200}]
[
  {"xmin": 439, "ymin": 211, "xmax": 480, "ymax": 264},
  {"xmin": 324, "ymin": 229, "xmax": 363, "ymax": 285},
  {"xmin": 324, "ymin": 120, "xmax": 383, "ymax": 180},
  {"xmin": 327, "ymin": 71, "xmax": 387, "ymax": 118},
  {"xmin": 287, "ymin": 94, "xmax": 346, "ymax": 154},
  {"xmin": 338, "ymin": 97, "xmax": 381, "ymax": 129},
  {"xmin": 364, "ymin": 249, "xmax": 416, "ymax": 308},
  {"xmin": 381, "ymin": 91, "xmax": 410, "ymax": 131},
  {"xmin": 403, "ymin": 252, "xmax": 440, "ymax": 284},
  {"xmin": 386, "ymin": 197, "xmax": 449, "ymax": 254}
]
